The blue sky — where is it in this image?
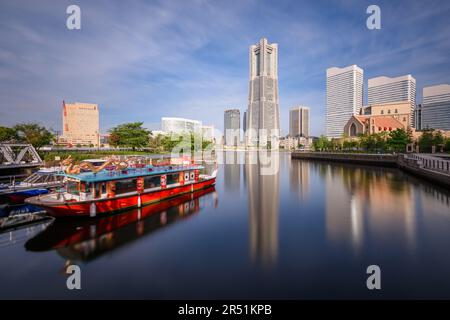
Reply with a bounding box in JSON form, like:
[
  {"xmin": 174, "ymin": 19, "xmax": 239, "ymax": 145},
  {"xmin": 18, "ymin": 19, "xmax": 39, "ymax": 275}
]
[{"xmin": 1, "ymin": 0, "xmax": 450, "ymax": 136}]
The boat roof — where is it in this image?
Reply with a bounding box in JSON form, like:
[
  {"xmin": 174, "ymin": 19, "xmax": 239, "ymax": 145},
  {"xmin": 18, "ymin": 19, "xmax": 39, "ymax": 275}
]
[{"xmin": 57, "ymin": 164, "xmax": 203, "ymax": 183}]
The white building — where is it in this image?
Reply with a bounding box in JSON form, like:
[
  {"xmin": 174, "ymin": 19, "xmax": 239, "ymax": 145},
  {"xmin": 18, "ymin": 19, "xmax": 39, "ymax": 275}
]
[
  {"xmin": 289, "ymin": 106, "xmax": 310, "ymax": 138},
  {"xmin": 201, "ymin": 125, "xmax": 215, "ymax": 141},
  {"xmin": 368, "ymin": 74, "xmax": 416, "ymax": 124},
  {"xmin": 421, "ymin": 84, "xmax": 450, "ymax": 131},
  {"xmin": 247, "ymin": 38, "xmax": 280, "ymax": 146},
  {"xmin": 326, "ymin": 65, "xmax": 363, "ymax": 139},
  {"xmin": 161, "ymin": 117, "xmax": 202, "ymax": 135}
]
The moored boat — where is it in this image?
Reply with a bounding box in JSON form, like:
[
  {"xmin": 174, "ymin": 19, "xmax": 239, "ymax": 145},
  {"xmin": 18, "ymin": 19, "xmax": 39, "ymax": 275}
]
[
  {"xmin": 0, "ymin": 168, "xmax": 66, "ymax": 203},
  {"xmin": 26, "ymin": 161, "xmax": 217, "ymax": 218}
]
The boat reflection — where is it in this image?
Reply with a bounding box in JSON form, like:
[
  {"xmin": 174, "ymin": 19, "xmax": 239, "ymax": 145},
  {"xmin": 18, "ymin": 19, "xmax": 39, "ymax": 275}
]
[{"xmin": 25, "ymin": 186, "xmax": 217, "ymax": 262}]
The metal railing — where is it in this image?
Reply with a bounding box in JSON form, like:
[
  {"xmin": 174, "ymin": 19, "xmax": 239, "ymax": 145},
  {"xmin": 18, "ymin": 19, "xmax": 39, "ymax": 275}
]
[{"xmin": 404, "ymin": 153, "xmax": 450, "ymax": 175}]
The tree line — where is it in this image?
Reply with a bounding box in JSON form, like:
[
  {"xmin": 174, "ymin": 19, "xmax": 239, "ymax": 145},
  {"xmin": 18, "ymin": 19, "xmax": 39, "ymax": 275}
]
[
  {"xmin": 108, "ymin": 122, "xmax": 213, "ymax": 152},
  {"xmin": 312, "ymin": 128, "xmax": 450, "ymax": 153},
  {"xmin": 0, "ymin": 123, "xmax": 54, "ymax": 150}
]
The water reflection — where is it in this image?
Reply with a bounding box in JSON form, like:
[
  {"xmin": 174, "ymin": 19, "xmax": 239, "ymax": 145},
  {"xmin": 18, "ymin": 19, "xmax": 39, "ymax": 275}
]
[
  {"xmin": 245, "ymin": 151, "xmax": 279, "ymax": 268},
  {"xmin": 223, "ymin": 151, "xmax": 241, "ymax": 193},
  {"xmin": 25, "ymin": 186, "xmax": 217, "ymax": 262},
  {"xmin": 290, "ymin": 160, "xmax": 310, "ymax": 200},
  {"xmin": 318, "ymin": 164, "xmax": 418, "ymax": 254}
]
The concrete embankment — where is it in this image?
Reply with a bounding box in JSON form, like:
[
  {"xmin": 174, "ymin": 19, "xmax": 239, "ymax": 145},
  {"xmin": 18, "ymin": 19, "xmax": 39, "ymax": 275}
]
[
  {"xmin": 291, "ymin": 152, "xmax": 450, "ymax": 188},
  {"xmin": 291, "ymin": 152, "xmax": 398, "ymax": 167}
]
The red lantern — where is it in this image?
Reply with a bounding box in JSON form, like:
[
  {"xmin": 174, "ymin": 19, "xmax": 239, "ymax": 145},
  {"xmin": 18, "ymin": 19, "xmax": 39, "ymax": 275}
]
[{"xmin": 136, "ymin": 177, "xmax": 144, "ymax": 194}]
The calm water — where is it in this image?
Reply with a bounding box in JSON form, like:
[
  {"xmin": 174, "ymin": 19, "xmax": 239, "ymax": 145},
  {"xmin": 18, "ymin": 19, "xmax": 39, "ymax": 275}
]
[{"xmin": 1, "ymin": 151, "xmax": 450, "ymax": 299}]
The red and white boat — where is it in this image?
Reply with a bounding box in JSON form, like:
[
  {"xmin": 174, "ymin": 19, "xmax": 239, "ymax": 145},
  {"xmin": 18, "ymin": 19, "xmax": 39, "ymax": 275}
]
[{"xmin": 25, "ymin": 161, "xmax": 217, "ymax": 218}]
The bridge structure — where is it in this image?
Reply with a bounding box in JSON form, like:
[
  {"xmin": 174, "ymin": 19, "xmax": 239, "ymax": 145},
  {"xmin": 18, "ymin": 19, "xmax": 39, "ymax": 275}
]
[{"xmin": 0, "ymin": 144, "xmax": 43, "ymax": 171}]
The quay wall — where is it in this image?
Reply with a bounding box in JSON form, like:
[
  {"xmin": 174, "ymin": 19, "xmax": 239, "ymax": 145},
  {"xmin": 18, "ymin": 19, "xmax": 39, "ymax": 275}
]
[{"xmin": 291, "ymin": 152, "xmax": 398, "ymax": 167}]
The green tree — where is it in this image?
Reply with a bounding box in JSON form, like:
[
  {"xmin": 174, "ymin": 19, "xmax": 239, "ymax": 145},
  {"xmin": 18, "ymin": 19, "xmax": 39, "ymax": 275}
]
[
  {"xmin": 313, "ymin": 135, "xmax": 329, "ymax": 151},
  {"xmin": 13, "ymin": 123, "xmax": 53, "ymax": 150},
  {"xmin": 0, "ymin": 126, "xmax": 18, "ymax": 142},
  {"xmin": 418, "ymin": 129, "xmax": 434, "ymax": 153},
  {"xmin": 433, "ymin": 130, "xmax": 445, "ymax": 147},
  {"xmin": 108, "ymin": 122, "xmax": 150, "ymax": 150},
  {"xmin": 387, "ymin": 128, "xmax": 411, "ymax": 153},
  {"xmin": 445, "ymin": 139, "xmax": 450, "ymax": 152}
]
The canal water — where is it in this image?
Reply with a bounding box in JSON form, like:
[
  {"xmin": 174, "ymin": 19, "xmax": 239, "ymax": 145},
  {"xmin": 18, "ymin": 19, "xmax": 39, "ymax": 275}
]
[{"xmin": 1, "ymin": 151, "xmax": 450, "ymax": 299}]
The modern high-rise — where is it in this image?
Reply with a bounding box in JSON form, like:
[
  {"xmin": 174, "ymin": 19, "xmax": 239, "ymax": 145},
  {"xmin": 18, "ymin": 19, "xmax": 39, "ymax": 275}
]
[
  {"xmin": 224, "ymin": 109, "xmax": 240, "ymax": 146},
  {"xmin": 62, "ymin": 101, "xmax": 100, "ymax": 146},
  {"xmin": 247, "ymin": 38, "xmax": 280, "ymax": 146},
  {"xmin": 326, "ymin": 65, "xmax": 363, "ymax": 138},
  {"xmin": 368, "ymin": 74, "xmax": 416, "ymax": 124},
  {"xmin": 161, "ymin": 117, "xmax": 202, "ymax": 134},
  {"xmin": 289, "ymin": 106, "xmax": 310, "ymax": 138},
  {"xmin": 421, "ymin": 84, "xmax": 450, "ymax": 131}
]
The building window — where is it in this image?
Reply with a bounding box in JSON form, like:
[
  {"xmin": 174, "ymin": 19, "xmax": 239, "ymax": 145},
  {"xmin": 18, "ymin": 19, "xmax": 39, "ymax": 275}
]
[
  {"xmin": 350, "ymin": 123, "xmax": 357, "ymax": 137},
  {"xmin": 395, "ymin": 109, "xmax": 398, "ymax": 113},
  {"xmin": 403, "ymin": 117, "xmax": 406, "ymax": 122},
  {"xmin": 381, "ymin": 110, "xmax": 384, "ymax": 114},
  {"xmin": 388, "ymin": 109, "xmax": 391, "ymax": 114}
]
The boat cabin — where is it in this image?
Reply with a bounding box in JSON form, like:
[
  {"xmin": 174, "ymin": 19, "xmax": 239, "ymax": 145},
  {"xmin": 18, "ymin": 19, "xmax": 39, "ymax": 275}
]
[{"xmin": 60, "ymin": 165, "xmax": 204, "ymax": 201}]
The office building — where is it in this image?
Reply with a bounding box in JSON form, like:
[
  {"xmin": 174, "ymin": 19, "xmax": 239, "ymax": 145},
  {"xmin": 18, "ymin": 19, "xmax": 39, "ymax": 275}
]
[
  {"xmin": 368, "ymin": 74, "xmax": 416, "ymax": 124},
  {"xmin": 247, "ymin": 38, "xmax": 280, "ymax": 146},
  {"xmin": 224, "ymin": 109, "xmax": 240, "ymax": 146},
  {"xmin": 62, "ymin": 101, "xmax": 100, "ymax": 147},
  {"xmin": 289, "ymin": 106, "xmax": 310, "ymax": 137},
  {"xmin": 421, "ymin": 84, "xmax": 450, "ymax": 131},
  {"xmin": 326, "ymin": 65, "xmax": 363, "ymax": 138}
]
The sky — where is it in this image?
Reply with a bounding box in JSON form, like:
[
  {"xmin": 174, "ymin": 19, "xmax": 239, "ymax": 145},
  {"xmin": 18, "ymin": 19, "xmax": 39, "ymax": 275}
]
[{"xmin": 1, "ymin": 0, "xmax": 450, "ymax": 137}]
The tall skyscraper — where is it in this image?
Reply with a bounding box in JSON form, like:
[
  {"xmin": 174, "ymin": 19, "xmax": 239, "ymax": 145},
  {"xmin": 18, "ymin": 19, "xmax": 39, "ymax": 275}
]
[
  {"xmin": 326, "ymin": 65, "xmax": 363, "ymax": 139},
  {"xmin": 243, "ymin": 110, "xmax": 247, "ymax": 134},
  {"xmin": 247, "ymin": 38, "xmax": 280, "ymax": 146},
  {"xmin": 224, "ymin": 109, "xmax": 240, "ymax": 146},
  {"xmin": 368, "ymin": 74, "xmax": 416, "ymax": 124},
  {"xmin": 289, "ymin": 106, "xmax": 310, "ymax": 137},
  {"xmin": 421, "ymin": 84, "xmax": 450, "ymax": 130},
  {"xmin": 62, "ymin": 101, "xmax": 100, "ymax": 146}
]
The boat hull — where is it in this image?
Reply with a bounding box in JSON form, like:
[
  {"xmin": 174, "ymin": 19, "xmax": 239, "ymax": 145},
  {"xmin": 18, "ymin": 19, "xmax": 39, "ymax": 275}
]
[{"xmin": 26, "ymin": 178, "xmax": 215, "ymax": 218}]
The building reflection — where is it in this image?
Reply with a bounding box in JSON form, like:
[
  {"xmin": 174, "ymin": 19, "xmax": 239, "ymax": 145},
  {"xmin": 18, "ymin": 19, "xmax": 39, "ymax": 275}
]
[
  {"xmin": 25, "ymin": 187, "xmax": 217, "ymax": 262},
  {"xmin": 223, "ymin": 151, "xmax": 241, "ymax": 193},
  {"xmin": 245, "ymin": 151, "xmax": 279, "ymax": 268},
  {"xmin": 323, "ymin": 164, "xmax": 417, "ymax": 254},
  {"xmin": 290, "ymin": 160, "xmax": 310, "ymax": 200}
]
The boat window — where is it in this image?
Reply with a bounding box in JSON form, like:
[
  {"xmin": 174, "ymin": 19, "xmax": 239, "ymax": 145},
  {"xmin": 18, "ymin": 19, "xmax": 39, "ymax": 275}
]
[
  {"xmin": 115, "ymin": 178, "xmax": 137, "ymax": 194},
  {"xmin": 68, "ymin": 181, "xmax": 80, "ymax": 195},
  {"xmin": 80, "ymin": 182, "xmax": 90, "ymax": 193},
  {"xmin": 167, "ymin": 173, "xmax": 180, "ymax": 185},
  {"xmin": 144, "ymin": 176, "xmax": 160, "ymax": 188}
]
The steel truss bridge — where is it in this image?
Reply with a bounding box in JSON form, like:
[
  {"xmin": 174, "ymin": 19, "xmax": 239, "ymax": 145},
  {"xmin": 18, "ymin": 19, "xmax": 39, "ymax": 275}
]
[{"xmin": 0, "ymin": 144, "xmax": 43, "ymax": 170}]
